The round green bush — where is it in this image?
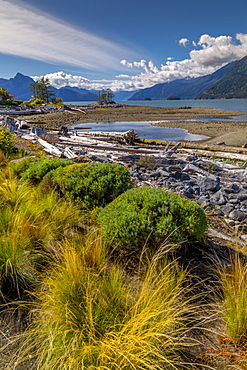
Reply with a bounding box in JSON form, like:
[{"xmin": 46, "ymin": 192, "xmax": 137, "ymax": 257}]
[
  {"xmin": 43, "ymin": 162, "xmax": 132, "ymax": 209},
  {"xmin": 21, "ymin": 157, "xmax": 73, "ymax": 184},
  {"xmin": 98, "ymin": 187, "xmax": 207, "ymax": 253}
]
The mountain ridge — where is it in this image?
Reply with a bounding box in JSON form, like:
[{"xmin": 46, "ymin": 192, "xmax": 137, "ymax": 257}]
[
  {"xmin": 196, "ymin": 55, "xmax": 247, "ymax": 99},
  {"xmin": 128, "ymin": 62, "xmax": 235, "ymax": 100}
]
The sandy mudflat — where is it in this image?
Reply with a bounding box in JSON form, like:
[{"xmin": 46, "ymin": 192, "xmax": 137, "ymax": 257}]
[{"xmin": 25, "ymin": 104, "xmax": 247, "ymax": 147}]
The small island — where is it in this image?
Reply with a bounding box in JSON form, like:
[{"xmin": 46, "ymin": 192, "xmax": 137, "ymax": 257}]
[{"xmin": 167, "ymin": 95, "xmax": 181, "ymax": 100}]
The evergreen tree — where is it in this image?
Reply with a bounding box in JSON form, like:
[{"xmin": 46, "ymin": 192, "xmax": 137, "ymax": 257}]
[
  {"xmin": 98, "ymin": 88, "xmax": 114, "ymax": 104},
  {"xmin": 30, "ymin": 77, "xmax": 55, "ymax": 103}
]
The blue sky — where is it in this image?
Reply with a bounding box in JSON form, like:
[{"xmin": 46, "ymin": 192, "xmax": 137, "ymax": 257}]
[{"xmin": 1, "ymin": 0, "xmax": 247, "ymax": 91}]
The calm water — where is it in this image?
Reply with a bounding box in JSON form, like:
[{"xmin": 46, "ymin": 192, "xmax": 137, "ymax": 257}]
[
  {"xmin": 73, "ymin": 121, "xmax": 210, "ymax": 142},
  {"xmin": 67, "ymin": 98, "xmax": 247, "ymax": 112},
  {"xmin": 70, "ymin": 99, "xmax": 247, "ymax": 141}
]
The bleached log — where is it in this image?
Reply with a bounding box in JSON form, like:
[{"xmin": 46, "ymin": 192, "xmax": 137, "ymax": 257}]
[
  {"xmin": 37, "ymin": 138, "xmax": 63, "ymax": 157},
  {"xmin": 72, "ymin": 129, "xmax": 137, "ymax": 144},
  {"xmin": 67, "ymin": 107, "xmax": 86, "ymax": 113},
  {"xmin": 167, "ymin": 142, "xmax": 181, "ymax": 153},
  {"xmin": 59, "ymin": 135, "xmax": 116, "ymax": 146},
  {"xmin": 164, "ymin": 144, "xmax": 170, "ymax": 152},
  {"xmin": 63, "ymin": 147, "xmax": 78, "ymax": 159},
  {"xmin": 181, "ymin": 148, "xmax": 247, "ymax": 162}
]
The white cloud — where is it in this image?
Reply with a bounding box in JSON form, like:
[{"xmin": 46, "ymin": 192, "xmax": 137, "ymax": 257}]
[
  {"xmin": 34, "ymin": 33, "xmax": 247, "ymax": 93},
  {"xmin": 32, "ymin": 71, "xmax": 108, "ymax": 91},
  {"xmin": 117, "ymin": 33, "xmax": 247, "ymax": 91},
  {"xmin": 0, "ymin": 0, "xmax": 133, "ymax": 71},
  {"xmin": 178, "ymin": 38, "xmax": 189, "ymax": 47},
  {"xmin": 115, "ymin": 74, "xmax": 131, "ymax": 78},
  {"xmin": 32, "ymin": 71, "xmax": 90, "ymax": 88},
  {"xmin": 190, "ymin": 33, "xmax": 247, "ymax": 66}
]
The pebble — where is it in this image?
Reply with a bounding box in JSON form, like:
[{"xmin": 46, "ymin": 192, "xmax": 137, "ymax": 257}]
[{"xmin": 224, "ymin": 219, "xmax": 236, "ymax": 226}]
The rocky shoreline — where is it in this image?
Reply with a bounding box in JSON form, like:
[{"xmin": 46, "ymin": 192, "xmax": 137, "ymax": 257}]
[{"xmin": 73, "ymin": 146, "xmax": 247, "ymax": 243}]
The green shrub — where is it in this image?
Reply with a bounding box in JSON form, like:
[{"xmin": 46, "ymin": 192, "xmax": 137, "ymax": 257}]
[
  {"xmin": 0, "ymin": 127, "xmax": 15, "ymax": 154},
  {"xmin": 31, "ymin": 98, "xmax": 45, "ymax": 105},
  {"xmin": 22, "ymin": 98, "xmax": 45, "ymax": 106},
  {"xmin": 9, "ymin": 156, "xmax": 42, "ymax": 178},
  {"xmin": 1, "ymin": 98, "xmax": 21, "ymax": 106},
  {"xmin": 22, "ymin": 101, "xmax": 32, "ymax": 106},
  {"xmin": 21, "ymin": 157, "xmax": 73, "ymax": 184},
  {"xmin": 98, "ymin": 187, "xmax": 207, "ymax": 253},
  {"xmin": 44, "ymin": 162, "xmax": 131, "ymax": 209}
]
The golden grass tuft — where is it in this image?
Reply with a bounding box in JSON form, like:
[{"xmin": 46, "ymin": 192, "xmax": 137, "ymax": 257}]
[
  {"xmin": 217, "ymin": 252, "xmax": 247, "ymax": 346},
  {"xmin": 0, "ymin": 172, "xmax": 84, "ymax": 300},
  {"xmin": 11, "ymin": 237, "xmax": 195, "ymax": 369}
]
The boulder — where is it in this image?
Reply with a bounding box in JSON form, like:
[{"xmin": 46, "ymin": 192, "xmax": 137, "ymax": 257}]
[
  {"xmin": 229, "ymin": 210, "xmax": 246, "ymax": 222},
  {"xmin": 198, "ymin": 176, "xmax": 220, "ymax": 192}
]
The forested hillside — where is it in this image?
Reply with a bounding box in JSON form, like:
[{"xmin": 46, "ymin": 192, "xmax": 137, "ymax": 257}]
[{"xmin": 197, "ymin": 55, "xmax": 247, "ymax": 99}]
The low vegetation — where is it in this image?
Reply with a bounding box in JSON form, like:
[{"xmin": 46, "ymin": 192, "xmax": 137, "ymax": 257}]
[
  {"xmin": 41, "ymin": 161, "xmax": 132, "ymax": 209},
  {"xmin": 98, "ymin": 187, "xmax": 207, "ymax": 255},
  {"xmin": 20, "ymin": 157, "xmax": 73, "ymax": 184},
  {"xmin": 1, "ymin": 126, "xmax": 247, "ymax": 369}
]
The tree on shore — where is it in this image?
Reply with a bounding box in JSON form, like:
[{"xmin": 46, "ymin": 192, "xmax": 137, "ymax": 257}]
[
  {"xmin": 30, "ymin": 77, "xmax": 55, "ymax": 103},
  {"xmin": 98, "ymin": 88, "xmax": 115, "ymax": 104}
]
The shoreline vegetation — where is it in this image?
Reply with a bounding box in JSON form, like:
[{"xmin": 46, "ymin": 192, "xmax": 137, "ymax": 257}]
[
  {"xmin": 22, "ymin": 104, "xmax": 247, "ymax": 147},
  {"xmin": 2, "ymin": 104, "xmax": 247, "ymax": 369}
]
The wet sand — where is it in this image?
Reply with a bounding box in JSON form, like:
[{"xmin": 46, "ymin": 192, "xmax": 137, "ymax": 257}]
[{"xmin": 24, "ymin": 104, "xmax": 247, "ymax": 147}]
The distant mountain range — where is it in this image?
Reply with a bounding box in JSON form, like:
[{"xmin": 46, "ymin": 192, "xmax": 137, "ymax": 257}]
[
  {"xmin": 128, "ymin": 62, "xmax": 236, "ymax": 100},
  {"xmin": 55, "ymin": 87, "xmax": 98, "ymax": 101},
  {"xmin": 1, "ymin": 55, "xmax": 247, "ymax": 102},
  {"xmin": 0, "ymin": 74, "xmax": 99, "ymax": 101},
  {"xmin": 0, "ymin": 73, "xmax": 137, "ymax": 102}
]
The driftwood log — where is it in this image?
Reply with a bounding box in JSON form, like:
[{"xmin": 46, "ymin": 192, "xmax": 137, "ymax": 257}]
[
  {"xmin": 72, "ymin": 129, "xmax": 137, "ymax": 144},
  {"xmin": 181, "ymin": 148, "xmax": 247, "ymax": 162},
  {"xmin": 37, "ymin": 138, "xmax": 63, "ymax": 157}
]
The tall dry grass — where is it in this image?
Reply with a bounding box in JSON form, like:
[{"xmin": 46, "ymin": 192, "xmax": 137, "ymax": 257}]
[
  {"xmin": 218, "ymin": 252, "xmax": 247, "ymax": 344},
  {"xmin": 0, "ymin": 170, "xmax": 83, "ymax": 299},
  {"xmin": 198, "ymin": 252, "xmax": 247, "ymax": 369},
  {"xmin": 11, "ymin": 236, "xmax": 195, "ymax": 370}
]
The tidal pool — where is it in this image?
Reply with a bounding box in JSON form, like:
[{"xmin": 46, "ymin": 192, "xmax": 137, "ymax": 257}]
[{"xmin": 73, "ymin": 120, "xmax": 210, "ymax": 141}]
